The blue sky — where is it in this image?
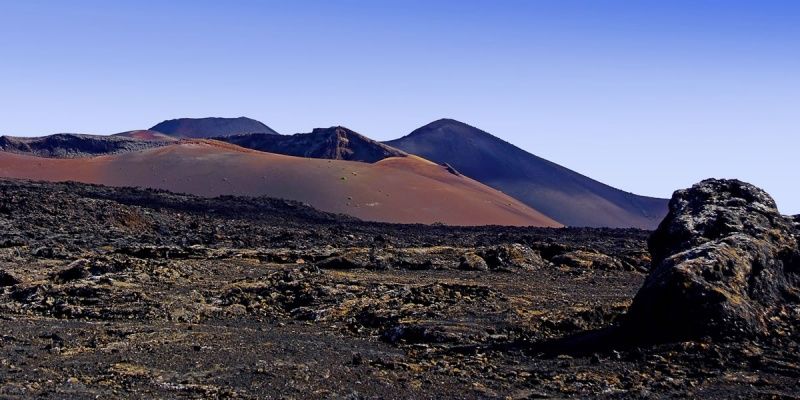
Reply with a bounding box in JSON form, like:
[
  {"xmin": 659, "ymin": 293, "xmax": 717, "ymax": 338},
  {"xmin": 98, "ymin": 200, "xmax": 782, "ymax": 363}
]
[{"xmin": 1, "ymin": 0, "xmax": 798, "ymax": 213}]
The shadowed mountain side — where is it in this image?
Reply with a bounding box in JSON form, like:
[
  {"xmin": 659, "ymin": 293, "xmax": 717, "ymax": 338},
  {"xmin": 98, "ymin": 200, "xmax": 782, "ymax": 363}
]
[
  {"xmin": 217, "ymin": 126, "xmax": 407, "ymax": 163},
  {"xmin": 150, "ymin": 117, "xmax": 278, "ymax": 138},
  {"xmin": 386, "ymin": 119, "xmax": 668, "ymax": 229},
  {"xmin": 0, "ymin": 140, "xmax": 560, "ymax": 227}
]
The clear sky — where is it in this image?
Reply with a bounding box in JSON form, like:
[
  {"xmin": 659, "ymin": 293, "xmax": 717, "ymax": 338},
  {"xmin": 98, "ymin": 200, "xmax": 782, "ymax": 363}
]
[{"xmin": 1, "ymin": 0, "xmax": 798, "ymax": 213}]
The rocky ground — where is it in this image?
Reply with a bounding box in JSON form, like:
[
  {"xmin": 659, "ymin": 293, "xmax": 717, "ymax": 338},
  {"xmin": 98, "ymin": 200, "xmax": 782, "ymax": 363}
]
[{"xmin": 0, "ymin": 179, "xmax": 798, "ymax": 399}]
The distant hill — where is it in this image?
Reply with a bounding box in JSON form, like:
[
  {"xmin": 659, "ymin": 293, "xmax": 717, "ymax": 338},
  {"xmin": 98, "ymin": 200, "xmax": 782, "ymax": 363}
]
[
  {"xmin": 386, "ymin": 119, "xmax": 668, "ymax": 228},
  {"xmin": 218, "ymin": 126, "xmax": 407, "ymax": 163},
  {"xmin": 150, "ymin": 117, "xmax": 278, "ymax": 138},
  {"xmin": 0, "ymin": 139, "xmax": 560, "ymax": 227}
]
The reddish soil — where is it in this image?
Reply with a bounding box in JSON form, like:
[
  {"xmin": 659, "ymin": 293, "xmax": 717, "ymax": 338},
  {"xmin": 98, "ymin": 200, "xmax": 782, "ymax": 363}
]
[
  {"xmin": 113, "ymin": 130, "xmax": 178, "ymax": 141},
  {"xmin": 0, "ymin": 141, "xmax": 560, "ymax": 227}
]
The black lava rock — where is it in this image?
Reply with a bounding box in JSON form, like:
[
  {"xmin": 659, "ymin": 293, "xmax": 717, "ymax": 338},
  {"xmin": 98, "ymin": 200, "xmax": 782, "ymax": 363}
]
[
  {"xmin": 624, "ymin": 179, "xmax": 800, "ymax": 342},
  {"xmin": 0, "ymin": 269, "xmax": 21, "ymax": 287}
]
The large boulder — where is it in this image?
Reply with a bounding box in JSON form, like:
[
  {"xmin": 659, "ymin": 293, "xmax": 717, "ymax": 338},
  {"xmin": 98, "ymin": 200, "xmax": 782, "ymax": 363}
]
[{"xmin": 624, "ymin": 179, "xmax": 800, "ymax": 342}]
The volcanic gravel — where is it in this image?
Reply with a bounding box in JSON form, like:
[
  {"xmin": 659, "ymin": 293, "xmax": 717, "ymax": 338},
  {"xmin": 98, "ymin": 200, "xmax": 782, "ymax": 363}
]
[{"xmin": 0, "ymin": 179, "xmax": 797, "ymax": 399}]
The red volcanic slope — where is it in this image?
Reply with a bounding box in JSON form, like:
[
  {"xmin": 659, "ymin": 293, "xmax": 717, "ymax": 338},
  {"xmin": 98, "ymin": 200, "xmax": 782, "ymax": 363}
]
[{"xmin": 0, "ymin": 140, "xmax": 561, "ymax": 227}]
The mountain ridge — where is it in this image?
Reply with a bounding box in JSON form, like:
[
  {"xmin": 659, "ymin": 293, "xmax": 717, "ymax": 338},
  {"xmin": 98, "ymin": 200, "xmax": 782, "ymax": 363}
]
[
  {"xmin": 0, "ymin": 133, "xmax": 168, "ymax": 158},
  {"xmin": 217, "ymin": 126, "xmax": 407, "ymax": 163},
  {"xmin": 0, "ymin": 116, "xmax": 669, "ymax": 228}
]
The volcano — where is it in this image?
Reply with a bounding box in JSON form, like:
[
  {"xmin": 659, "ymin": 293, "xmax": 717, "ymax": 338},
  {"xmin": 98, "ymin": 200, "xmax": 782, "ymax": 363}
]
[{"xmin": 386, "ymin": 119, "xmax": 668, "ymax": 228}]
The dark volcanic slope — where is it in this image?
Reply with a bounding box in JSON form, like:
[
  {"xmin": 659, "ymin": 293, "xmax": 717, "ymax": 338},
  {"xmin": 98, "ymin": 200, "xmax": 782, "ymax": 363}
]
[
  {"xmin": 386, "ymin": 119, "xmax": 668, "ymax": 229},
  {"xmin": 218, "ymin": 126, "xmax": 407, "ymax": 163},
  {"xmin": 150, "ymin": 117, "xmax": 278, "ymax": 138},
  {"xmin": 0, "ymin": 134, "xmax": 167, "ymax": 158}
]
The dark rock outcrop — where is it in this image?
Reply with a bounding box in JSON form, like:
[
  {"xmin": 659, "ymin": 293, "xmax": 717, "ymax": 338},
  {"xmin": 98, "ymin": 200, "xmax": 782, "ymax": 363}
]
[
  {"xmin": 218, "ymin": 126, "xmax": 407, "ymax": 163},
  {"xmin": 623, "ymin": 179, "xmax": 800, "ymax": 342},
  {"xmin": 442, "ymin": 163, "xmax": 461, "ymax": 176},
  {"xmin": 0, "ymin": 134, "xmax": 165, "ymax": 158}
]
